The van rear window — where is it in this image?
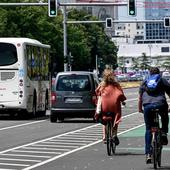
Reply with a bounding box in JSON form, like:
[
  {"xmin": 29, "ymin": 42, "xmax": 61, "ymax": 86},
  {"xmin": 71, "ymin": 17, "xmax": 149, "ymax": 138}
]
[{"xmin": 56, "ymin": 75, "xmax": 91, "ymax": 91}]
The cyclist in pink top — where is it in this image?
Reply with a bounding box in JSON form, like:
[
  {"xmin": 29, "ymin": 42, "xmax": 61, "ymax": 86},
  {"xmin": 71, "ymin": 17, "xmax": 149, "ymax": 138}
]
[{"xmin": 95, "ymin": 68, "xmax": 126, "ymax": 144}]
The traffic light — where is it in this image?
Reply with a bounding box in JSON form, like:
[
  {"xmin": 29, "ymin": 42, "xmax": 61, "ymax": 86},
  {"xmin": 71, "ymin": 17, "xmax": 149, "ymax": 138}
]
[
  {"xmin": 164, "ymin": 17, "xmax": 170, "ymax": 27},
  {"xmin": 106, "ymin": 18, "xmax": 113, "ymax": 28},
  {"xmin": 128, "ymin": 0, "xmax": 136, "ymax": 16},
  {"xmin": 48, "ymin": 0, "xmax": 57, "ymax": 17}
]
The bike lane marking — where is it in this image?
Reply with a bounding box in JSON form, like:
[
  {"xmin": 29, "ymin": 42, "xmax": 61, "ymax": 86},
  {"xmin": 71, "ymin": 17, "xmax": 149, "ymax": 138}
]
[{"xmin": 118, "ymin": 114, "xmax": 170, "ymax": 152}]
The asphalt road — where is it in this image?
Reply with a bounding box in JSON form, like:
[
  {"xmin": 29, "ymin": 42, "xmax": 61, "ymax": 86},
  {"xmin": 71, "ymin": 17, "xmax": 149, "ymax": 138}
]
[{"xmin": 0, "ymin": 87, "xmax": 170, "ymax": 170}]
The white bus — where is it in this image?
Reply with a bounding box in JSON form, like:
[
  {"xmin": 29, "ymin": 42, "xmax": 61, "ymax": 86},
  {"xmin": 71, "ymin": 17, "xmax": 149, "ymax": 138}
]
[{"xmin": 0, "ymin": 38, "xmax": 51, "ymax": 117}]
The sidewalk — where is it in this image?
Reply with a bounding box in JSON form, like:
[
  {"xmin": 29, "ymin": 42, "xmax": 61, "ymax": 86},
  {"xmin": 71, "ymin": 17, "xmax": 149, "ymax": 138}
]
[{"xmin": 120, "ymin": 81, "xmax": 141, "ymax": 88}]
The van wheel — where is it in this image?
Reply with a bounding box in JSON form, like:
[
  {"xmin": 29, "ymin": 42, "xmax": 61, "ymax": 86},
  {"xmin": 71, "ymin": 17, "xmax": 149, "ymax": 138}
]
[
  {"xmin": 58, "ymin": 116, "xmax": 64, "ymax": 122},
  {"xmin": 50, "ymin": 114, "xmax": 57, "ymax": 123}
]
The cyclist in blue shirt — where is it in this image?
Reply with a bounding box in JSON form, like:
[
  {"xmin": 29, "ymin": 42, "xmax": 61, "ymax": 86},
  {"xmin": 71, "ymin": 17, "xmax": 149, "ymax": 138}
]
[{"xmin": 138, "ymin": 67, "xmax": 170, "ymax": 164}]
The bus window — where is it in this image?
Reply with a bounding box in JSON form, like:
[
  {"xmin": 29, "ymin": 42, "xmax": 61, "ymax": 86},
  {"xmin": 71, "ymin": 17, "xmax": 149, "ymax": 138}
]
[{"xmin": 0, "ymin": 43, "xmax": 17, "ymax": 66}]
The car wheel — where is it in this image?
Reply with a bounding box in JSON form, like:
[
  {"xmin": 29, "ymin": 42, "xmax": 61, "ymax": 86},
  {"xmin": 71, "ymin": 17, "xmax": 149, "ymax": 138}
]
[
  {"xmin": 50, "ymin": 114, "xmax": 57, "ymax": 123},
  {"xmin": 58, "ymin": 115, "xmax": 64, "ymax": 122}
]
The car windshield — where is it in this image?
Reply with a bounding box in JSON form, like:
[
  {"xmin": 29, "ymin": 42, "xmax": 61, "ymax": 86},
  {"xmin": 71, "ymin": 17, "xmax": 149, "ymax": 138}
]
[
  {"xmin": 0, "ymin": 43, "xmax": 17, "ymax": 66},
  {"xmin": 56, "ymin": 74, "xmax": 91, "ymax": 91}
]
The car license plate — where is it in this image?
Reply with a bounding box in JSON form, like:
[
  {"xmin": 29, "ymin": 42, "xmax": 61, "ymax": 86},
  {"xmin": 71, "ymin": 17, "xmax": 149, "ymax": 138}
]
[{"xmin": 65, "ymin": 98, "xmax": 82, "ymax": 103}]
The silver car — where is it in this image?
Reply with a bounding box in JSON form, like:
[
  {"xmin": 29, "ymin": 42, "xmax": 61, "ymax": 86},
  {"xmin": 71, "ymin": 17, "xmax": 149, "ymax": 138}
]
[{"xmin": 50, "ymin": 71, "xmax": 99, "ymax": 122}]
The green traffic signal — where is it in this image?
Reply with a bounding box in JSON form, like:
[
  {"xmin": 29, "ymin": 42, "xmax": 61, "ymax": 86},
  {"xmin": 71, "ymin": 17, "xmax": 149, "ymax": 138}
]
[
  {"xmin": 128, "ymin": 0, "xmax": 136, "ymax": 16},
  {"xmin": 48, "ymin": 0, "xmax": 57, "ymax": 17}
]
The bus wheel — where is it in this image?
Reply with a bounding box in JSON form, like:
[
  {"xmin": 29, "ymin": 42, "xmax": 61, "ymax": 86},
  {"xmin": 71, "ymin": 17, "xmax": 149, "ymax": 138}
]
[
  {"xmin": 32, "ymin": 93, "xmax": 37, "ymax": 117},
  {"xmin": 43, "ymin": 92, "xmax": 48, "ymax": 116}
]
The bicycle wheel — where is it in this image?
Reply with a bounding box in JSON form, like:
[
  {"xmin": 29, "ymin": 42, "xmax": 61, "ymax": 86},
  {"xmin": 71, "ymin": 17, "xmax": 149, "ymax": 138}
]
[
  {"xmin": 106, "ymin": 121, "xmax": 112, "ymax": 156},
  {"xmin": 157, "ymin": 145, "xmax": 162, "ymax": 167},
  {"xmin": 112, "ymin": 136, "xmax": 116, "ymax": 154},
  {"xmin": 153, "ymin": 140, "xmax": 158, "ymax": 169},
  {"xmin": 157, "ymin": 132, "xmax": 162, "ymax": 168}
]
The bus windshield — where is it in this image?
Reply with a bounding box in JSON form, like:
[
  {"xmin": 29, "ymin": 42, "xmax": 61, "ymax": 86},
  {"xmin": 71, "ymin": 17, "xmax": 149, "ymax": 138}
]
[{"xmin": 0, "ymin": 43, "xmax": 17, "ymax": 66}]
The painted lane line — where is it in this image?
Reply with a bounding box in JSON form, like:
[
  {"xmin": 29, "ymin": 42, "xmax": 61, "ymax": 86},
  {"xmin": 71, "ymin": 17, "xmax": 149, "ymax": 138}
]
[
  {"xmin": 0, "ymin": 162, "xmax": 29, "ymax": 167},
  {"xmin": 0, "ymin": 120, "xmax": 47, "ymax": 131},
  {"xmin": 41, "ymin": 142, "xmax": 86, "ymax": 146},
  {"xmin": 11, "ymin": 150, "xmax": 61, "ymax": 155},
  {"xmin": 33, "ymin": 144, "xmax": 72, "ymax": 150},
  {"xmin": 22, "ymin": 147, "xmax": 70, "ymax": 151},
  {"xmin": 1, "ymin": 153, "xmax": 51, "ymax": 158},
  {"xmin": 0, "ymin": 158, "xmax": 41, "ymax": 162},
  {"xmin": 50, "ymin": 139, "xmax": 94, "ymax": 143},
  {"xmin": 0, "ymin": 169, "xmax": 16, "ymax": 170}
]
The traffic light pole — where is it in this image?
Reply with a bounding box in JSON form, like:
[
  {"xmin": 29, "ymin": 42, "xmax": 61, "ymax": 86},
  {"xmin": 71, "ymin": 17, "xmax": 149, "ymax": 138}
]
[{"xmin": 63, "ymin": 6, "xmax": 68, "ymax": 72}]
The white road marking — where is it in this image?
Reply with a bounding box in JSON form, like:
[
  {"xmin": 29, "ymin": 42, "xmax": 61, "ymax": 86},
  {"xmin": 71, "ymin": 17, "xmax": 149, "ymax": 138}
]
[
  {"xmin": 1, "ymin": 153, "xmax": 51, "ymax": 158},
  {"xmin": 0, "ymin": 162, "xmax": 29, "ymax": 167},
  {"xmin": 0, "ymin": 120, "xmax": 46, "ymax": 131},
  {"xmin": 0, "ymin": 158, "xmax": 41, "ymax": 162}
]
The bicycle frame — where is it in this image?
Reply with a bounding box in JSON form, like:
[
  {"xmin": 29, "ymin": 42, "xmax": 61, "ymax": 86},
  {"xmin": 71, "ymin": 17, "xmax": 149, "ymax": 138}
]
[{"xmin": 150, "ymin": 108, "xmax": 163, "ymax": 169}]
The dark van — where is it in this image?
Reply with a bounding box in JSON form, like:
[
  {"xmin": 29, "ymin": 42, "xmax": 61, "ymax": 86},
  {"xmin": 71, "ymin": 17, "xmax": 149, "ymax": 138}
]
[{"xmin": 50, "ymin": 71, "xmax": 99, "ymax": 122}]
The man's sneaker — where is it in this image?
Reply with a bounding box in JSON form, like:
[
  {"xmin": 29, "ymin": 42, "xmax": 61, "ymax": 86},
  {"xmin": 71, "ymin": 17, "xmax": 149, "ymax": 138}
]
[
  {"xmin": 113, "ymin": 136, "xmax": 120, "ymax": 146},
  {"xmin": 146, "ymin": 154, "xmax": 152, "ymax": 164},
  {"xmin": 161, "ymin": 133, "xmax": 168, "ymax": 145}
]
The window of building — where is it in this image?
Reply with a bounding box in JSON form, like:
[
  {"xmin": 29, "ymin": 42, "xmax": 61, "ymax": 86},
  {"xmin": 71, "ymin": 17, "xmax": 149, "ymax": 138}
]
[{"xmin": 161, "ymin": 47, "xmax": 169, "ymax": 52}]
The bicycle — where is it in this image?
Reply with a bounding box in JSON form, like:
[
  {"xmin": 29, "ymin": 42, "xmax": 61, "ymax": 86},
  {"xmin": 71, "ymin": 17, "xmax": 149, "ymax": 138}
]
[
  {"xmin": 102, "ymin": 112, "xmax": 117, "ymax": 156},
  {"xmin": 150, "ymin": 108, "xmax": 163, "ymax": 169}
]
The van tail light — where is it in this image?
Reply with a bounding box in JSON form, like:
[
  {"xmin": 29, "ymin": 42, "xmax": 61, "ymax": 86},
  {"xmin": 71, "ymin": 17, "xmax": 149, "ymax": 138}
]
[
  {"xmin": 51, "ymin": 92, "xmax": 56, "ymax": 104},
  {"xmin": 92, "ymin": 94, "xmax": 97, "ymax": 105},
  {"xmin": 52, "ymin": 78, "xmax": 55, "ymax": 86}
]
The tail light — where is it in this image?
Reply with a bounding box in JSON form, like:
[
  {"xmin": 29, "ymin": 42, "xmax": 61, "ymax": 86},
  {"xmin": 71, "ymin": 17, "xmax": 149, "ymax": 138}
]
[
  {"xmin": 92, "ymin": 94, "xmax": 97, "ymax": 105},
  {"xmin": 51, "ymin": 92, "xmax": 56, "ymax": 104}
]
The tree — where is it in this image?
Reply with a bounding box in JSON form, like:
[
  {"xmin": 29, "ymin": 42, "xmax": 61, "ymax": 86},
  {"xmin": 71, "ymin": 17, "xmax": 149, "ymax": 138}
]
[
  {"xmin": 161, "ymin": 60, "xmax": 170, "ymax": 71},
  {"xmin": 118, "ymin": 56, "xmax": 125, "ymax": 73},
  {"xmin": 139, "ymin": 52, "xmax": 151, "ymax": 71},
  {"xmin": 132, "ymin": 57, "xmax": 140, "ymax": 71}
]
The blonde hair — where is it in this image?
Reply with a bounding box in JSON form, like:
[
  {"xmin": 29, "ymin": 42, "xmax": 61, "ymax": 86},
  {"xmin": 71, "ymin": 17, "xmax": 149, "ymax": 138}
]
[{"xmin": 101, "ymin": 68, "xmax": 118, "ymax": 86}]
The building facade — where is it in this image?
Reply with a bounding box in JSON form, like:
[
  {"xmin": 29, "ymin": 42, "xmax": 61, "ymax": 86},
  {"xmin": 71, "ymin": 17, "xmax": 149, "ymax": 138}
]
[
  {"xmin": 118, "ymin": 43, "xmax": 170, "ymax": 72},
  {"xmin": 145, "ymin": 0, "xmax": 170, "ymax": 40}
]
